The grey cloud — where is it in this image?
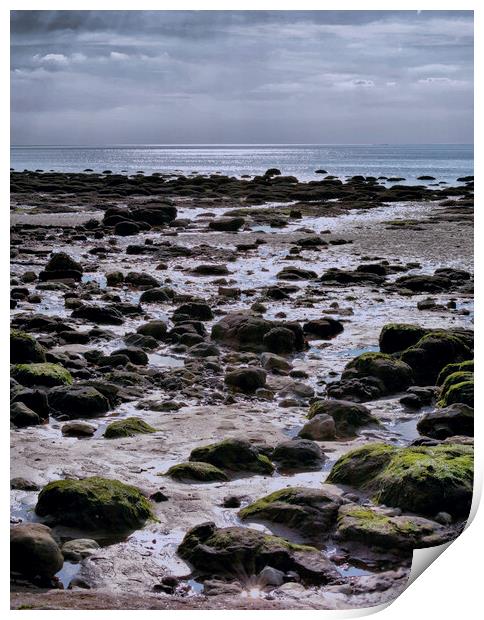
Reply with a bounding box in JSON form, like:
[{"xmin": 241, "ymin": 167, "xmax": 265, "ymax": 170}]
[{"xmin": 10, "ymin": 10, "xmax": 473, "ymax": 144}]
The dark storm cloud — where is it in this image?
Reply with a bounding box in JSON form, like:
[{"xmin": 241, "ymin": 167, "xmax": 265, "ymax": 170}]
[{"xmin": 10, "ymin": 10, "xmax": 473, "ymax": 144}]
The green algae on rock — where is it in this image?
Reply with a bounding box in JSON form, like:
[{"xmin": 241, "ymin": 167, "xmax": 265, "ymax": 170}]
[
  {"xmin": 166, "ymin": 461, "xmax": 229, "ymax": 482},
  {"xmin": 178, "ymin": 522, "xmax": 339, "ymax": 584},
  {"xmin": 437, "ymin": 371, "xmax": 474, "ymax": 408},
  {"xmin": 10, "ymin": 329, "xmax": 46, "ymax": 364},
  {"xmin": 328, "ymin": 443, "xmax": 473, "ymax": 517},
  {"xmin": 189, "ymin": 438, "xmax": 274, "ymax": 475},
  {"xmin": 35, "ymin": 476, "xmax": 154, "ymax": 531},
  {"xmin": 239, "ymin": 486, "xmax": 343, "ymax": 535},
  {"xmin": 437, "ymin": 360, "xmax": 474, "ymax": 385},
  {"xmin": 104, "ymin": 417, "xmax": 157, "ymax": 439},
  {"xmin": 11, "ymin": 362, "xmax": 73, "ymax": 387},
  {"xmin": 336, "ymin": 505, "xmax": 450, "ymax": 550}
]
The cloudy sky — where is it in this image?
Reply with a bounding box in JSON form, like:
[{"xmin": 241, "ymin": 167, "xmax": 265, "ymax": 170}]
[{"xmin": 10, "ymin": 10, "xmax": 473, "ymax": 145}]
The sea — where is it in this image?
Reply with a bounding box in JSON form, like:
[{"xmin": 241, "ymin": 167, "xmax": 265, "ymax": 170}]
[{"xmin": 10, "ymin": 144, "xmax": 473, "ymax": 186}]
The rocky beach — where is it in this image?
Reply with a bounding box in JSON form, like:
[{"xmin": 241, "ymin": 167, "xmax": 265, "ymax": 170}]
[{"xmin": 10, "ymin": 168, "xmax": 474, "ymax": 610}]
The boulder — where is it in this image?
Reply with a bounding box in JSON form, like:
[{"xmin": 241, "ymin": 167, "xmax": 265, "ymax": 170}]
[
  {"xmin": 437, "ymin": 371, "xmax": 474, "ymax": 408},
  {"xmin": 298, "ymin": 414, "xmax": 336, "ymax": 440},
  {"xmin": 224, "ymin": 367, "xmax": 266, "ymax": 393},
  {"xmin": 262, "ymin": 327, "xmax": 296, "ymax": 354},
  {"xmin": 336, "ymin": 504, "xmax": 450, "ymax": 550},
  {"xmin": 327, "ymin": 443, "xmax": 473, "ymax": 517},
  {"xmin": 11, "ymin": 523, "xmax": 64, "ymax": 579},
  {"xmin": 276, "ymin": 266, "xmax": 318, "ymax": 280},
  {"xmin": 209, "ymin": 217, "xmax": 245, "ymax": 231},
  {"xmin": 62, "ymin": 421, "xmax": 97, "ymax": 437},
  {"xmin": 48, "ymin": 385, "xmax": 110, "ymax": 418},
  {"xmin": 10, "ymin": 330, "xmax": 46, "ymax": 363},
  {"xmin": 125, "ymin": 272, "xmax": 161, "ymax": 288},
  {"xmin": 61, "ymin": 538, "xmax": 100, "ymax": 562},
  {"xmin": 378, "ymin": 323, "xmax": 428, "ymax": 354},
  {"xmin": 137, "ymin": 320, "xmax": 168, "ymax": 340},
  {"xmin": 239, "ymin": 486, "xmax": 343, "ymax": 536},
  {"xmin": 272, "ymin": 439, "xmax": 326, "ymax": 471},
  {"xmin": 307, "ymin": 399, "xmax": 378, "ymax": 438},
  {"xmin": 303, "ymin": 318, "xmax": 344, "ymax": 340},
  {"xmin": 104, "ymin": 417, "xmax": 156, "ymax": 438},
  {"xmin": 166, "ymin": 462, "xmax": 229, "ymax": 482},
  {"xmin": 35, "ymin": 476, "xmax": 154, "ymax": 531},
  {"xmin": 189, "ymin": 438, "xmax": 274, "ymax": 475},
  {"xmin": 342, "ymin": 353, "xmax": 413, "ymax": 395},
  {"xmin": 11, "ymin": 401, "xmax": 41, "ymax": 427},
  {"xmin": 72, "ymin": 304, "xmax": 124, "ymax": 325},
  {"xmin": 11, "ymin": 363, "xmax": 73, "ymax": 387},
  {"xmin": 417, "ymin": 404, "xmax": 474, "ymax": 439},
  {"xmin": 178, "ymin": 522, "xmax": 339, "ymax": 584},
  {"xmin": 173, "ymin": 302, "xmax": 214, "ymax": 321}
]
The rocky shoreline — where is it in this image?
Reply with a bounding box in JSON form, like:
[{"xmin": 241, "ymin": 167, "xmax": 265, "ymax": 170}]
[{"xmin": 10, "ymin": 169, "xmax": 474, "ymax": 610}]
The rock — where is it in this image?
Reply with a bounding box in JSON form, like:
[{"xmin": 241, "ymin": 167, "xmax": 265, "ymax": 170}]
[
  {"xmin": 166, "ymin": 462, "xmax": 229, "ymax": 482},
  {"xmin": 395, "ymin": 274, "xmax": 452, "ymax": 293},
  {"xmin": 298, "ymin": 414, "xmax": 336, "ymax": 440},
  {"xmin": 224, "ymin": 367, "xmax": 267, "ymax": 393},
  {"xmin": 417, "ymin": 404, "xmax": 473, "ymax": 439},
  {"xmin": 11, "ymin": 523, "xmax": 64, "ymax": 579},
  {"xmin": 208, "ymin": 217, "xmax": 245, "ymax": 231},
  {"xmin": 336, "ymin": 504, "xmax": 450, "ymax": 550},
  {"xmin": 263, "ymin": 327, "xmax": 296, "ymax": 354},
  {"xmin": 437, "ymin": 371, "xmax": 473, "ymax": 408},
  {"xmin": 173, "ymin": 302, "xmax": 214, "ymax": 321},
  {"xmin": 48, "ymin": 385, "xmax": 110, "ymax": 418},
  {"xmin": 188, "ymin": 343, "xmax": 220, "ymax": 358},
  {"xmin": 320, "ymin": 268, "xmax": 385, "ymax": 286},
  {"xmin": 39, "ymin": 252, "xmax": 83, "ymax": 281},
  {"xmin": 11, "ymin": 401, "xmax": 41, "ymax": 427},
  {"xmin": 35, "ymin": 477, "xmax": 154, "ymax": 531},
  {"xmin": 259, "ymin": 566, "xmax": 285, "ymax": 586},
  {"xmin": 62, "ymin": 421, "xmax": 97, "ymax": 437},
  {"xmin": 276, "ymin": 266, "xmax": 318, "ymax": 280},
  {"xmin": 191, "ymin": 264, "xmax": 230, "ymax": 276},
  {"xmin": 239, "ymin": 486, "xmax": 343, "ymax": 536},
  {"xmin": 72, "ymin": 304, "xmax": 124, "ymax": 325},
  {"xmin": 223, "ymin": 495, "xmax": 242, "ymax": 508},
  {"xmin": 139, "ymin": 287, "xmax": 174, "ymax": 303},
  {"xmin": 125, "ymin": 272, "xmax": 161, "ymax": 287},
  {"xmin": 111, "ymin": 347, "xmax": 149, "ymax": 366},
  {"xmin": 61, "ymin": 538, "xmax": 100, "ymax": 562},
  {"xmin": 342, "ymin": 353, "xmax": 413, "ymax": 395},
  {"xmin": 400, "ymin": 331, "xmax": 472, "ymax": 384},
  {"xmin": 437, "ymin": 360, "xmax": 473, "ymax": 385},
  {"xmin": 260, "ymin": 352, "xmax": 293, "ymax": 374},
  {"xmin": 189, "ymin": 438, "xmax": 274, "ymax": 474},
  {"xmin": 11, "ymin": 363, "xmax": 73, "ymax": 387},
  {"xmin": 378, "ymin": 323, "xmax": 428, "ymax": 353},
  {"xmin": 272, "ymin": 439, "xmax": 326, "ymax": 471},
  {"xmin": 10, "ymin": 330, "xmax": 46, "ymax": 363},
  {"xmin": 104, "ymin": 417, "xmax": 157, "ymax": 438},
  {"xmin": 303, "ymin": 318, "xmax": 344, "ymax": 340},
  {"xmin": 106, "ymin": 271, "xmax": 124, "ymax": 286},
  {"xmin": 124, "ymin": 333, "xmax": 159, "ymax": 350},
  {"xmin": 11, "ymin": 387, "xmax": 49, "ymax": 419},
  {"xmin": 137, "ymin": 320, "xmax": 168, "ymax": 340},
  {"xmin": 178, "ymin": 522, "xmax": 338, "ymax": 584},
  {"xmin": 11, "ymin": 477, "xmax": 40, "ymax": 491},
  {"xmin": 211, "ymin": 312, "xmax": 304, "ymax": 353},
  {"xmin": 114, "ymin": 221, "xmax": 140, "ymax": 236},
  {"xmin": 327, "ymin": 443, "xmax": 473, "ymax": 517},
  {"xmin": 326, "ymin": 376, "xmax": 389, "ymax": 402},
  {"xmin": 307, "ymin": 399, "xmax": 378, "ymax": 438}
]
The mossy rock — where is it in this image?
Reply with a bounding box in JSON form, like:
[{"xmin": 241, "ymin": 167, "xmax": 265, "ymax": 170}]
[
  {"xmin": 328, "ymin": 443, "xmax": 473, "ymax": 517},
  {"xmin": 336, "ymin": 504, "xmax": 450, "ymax": 550},
  {"xmin": 166, "ymin": 462, "xmax": 229, "ymax": 482},
  {"xmin": 104, "ymin": 417, "xmax": 157, "ymax": 439},
  {"xmin": 239, "ymin": 486, "xmax": 343, "ymax": 535},
  {"xmin": 307, "ymin": 399, "xmax": 379, "ymax": 437},
  {"xmin": 178, "ymin": 522, "xmax": 338, "ymax": 584},
  {"xmin": 342, "ymin": 352, "xmax": 413, "ymax": 394},
  {"xmin": 189, "ymin": 438, "xmax": 274, "ymax": 475},
  {"xmin": 379, "ymin": 323, "xmax": 428, "ymax": 354},
  {"xmin": 437, "ymin": 360, "xmax": 474, "ymax": 386},
  {"xmin": 49, "ymin": 385, "xmax": 110, "ymax": 419},
  {"xmin": 417, "ymin": 404, "xmax": 473, "ymax": 439},
  {"xmin": 10, "ymin": 330, "xmax": 46, "ymax": 364},
  {"xmin": 35, "ymin": 476, "xmax": 154, "ymax": 531},
  {"xmin": 400, "ymin": 331, "xmax": 472, "ymax": 385},
  {"xmin": 438, "ymin": 372, "xmax": 474, "ymax": 408},
  {"xmin": 12, "ymin": 363, "xmax": 73, "ymax": 387}
]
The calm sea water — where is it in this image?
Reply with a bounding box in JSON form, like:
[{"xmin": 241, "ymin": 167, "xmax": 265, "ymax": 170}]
[{"xmin": 10, "ymin": 144, "xmax": 473, "ymax": 185}]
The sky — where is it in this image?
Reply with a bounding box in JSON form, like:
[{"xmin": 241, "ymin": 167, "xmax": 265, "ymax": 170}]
[{"xmin": 10, "ymin": 10, "xmax": 474, "ymax": 145}]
